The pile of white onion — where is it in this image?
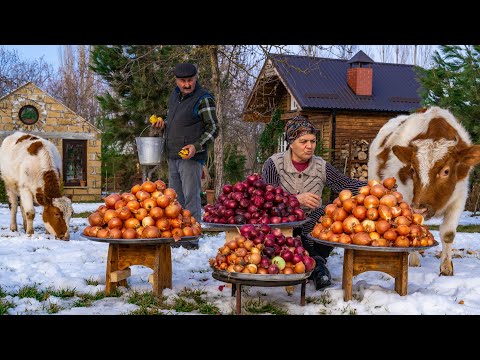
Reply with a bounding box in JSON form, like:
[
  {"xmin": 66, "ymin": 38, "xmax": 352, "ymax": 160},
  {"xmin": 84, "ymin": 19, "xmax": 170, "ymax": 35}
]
[
  {"xmin": 83, "ymin": 179, "xmax": 202, "ymax": 240},
  {"xmin": 310, "ymin": 178, "xmax": 435, "ymax": 247}
]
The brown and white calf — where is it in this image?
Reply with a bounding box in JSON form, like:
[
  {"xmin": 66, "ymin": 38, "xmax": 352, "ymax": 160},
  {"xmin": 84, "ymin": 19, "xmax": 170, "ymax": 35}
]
[
  {"xmin": 0, "ymin": 132, "xmax": 73, "ymax": 240},
  {"xmin": 368, "ymin": 107, "xmax": 480, "ymax": 275}
]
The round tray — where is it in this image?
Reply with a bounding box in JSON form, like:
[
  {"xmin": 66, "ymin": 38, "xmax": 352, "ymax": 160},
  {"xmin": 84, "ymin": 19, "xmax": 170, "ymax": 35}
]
[
  {"xmin": 306, "ymin": 234, "xmax": 439, "ymax": 252},
  {"xmin": 212, "ymin": 268, "xmax": 313, "ymax": 282},
  {"xmin": 201, "ymin": 219, "xmax": 308, "ymax": 230},
  {"xmin": 79, "ymin": 234, "xmax": 200, "ymax": 245}
]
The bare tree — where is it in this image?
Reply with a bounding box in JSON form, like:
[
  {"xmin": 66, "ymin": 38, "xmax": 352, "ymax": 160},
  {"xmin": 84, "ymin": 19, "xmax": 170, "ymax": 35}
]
[
  {"xmin": 48, "ymin": 45, "xmax": 105, "ymax": 124},
  {"xmin": 0, "ymin": 46, "xmax": 55, "ymax": 97}
]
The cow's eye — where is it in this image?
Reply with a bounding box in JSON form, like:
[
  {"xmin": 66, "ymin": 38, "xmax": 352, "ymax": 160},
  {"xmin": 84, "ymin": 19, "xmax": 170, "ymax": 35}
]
[
  {"xmin": 440, "ymin": 167, "xmax": 450, "ymax": 177},
  {"xmin": 410, "ymin": 167, "xmax": 416, "ymax": 174}
]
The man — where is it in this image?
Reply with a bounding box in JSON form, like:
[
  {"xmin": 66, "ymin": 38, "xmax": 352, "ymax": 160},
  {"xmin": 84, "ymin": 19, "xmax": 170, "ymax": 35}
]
[
  {"xmin": 262, "ymin": 116, "xmax": 366, "ymax": 289},
  {"xmin": 153, "ymin": 63, "xmax": 219, "ymax": 246}
]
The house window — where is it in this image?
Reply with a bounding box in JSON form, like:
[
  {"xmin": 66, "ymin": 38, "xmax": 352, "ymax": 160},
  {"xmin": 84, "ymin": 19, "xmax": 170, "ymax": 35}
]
[
  {"xmin": 290, "ymin": 96, "xmax": 298, "ymax": 110},
  {"xmin": 63, "ymin": 139, "xmax": 87, "ymax": 186},
  {"xmin": 18, "ymin": 105, "xmax": 39, "ymax": 125}
]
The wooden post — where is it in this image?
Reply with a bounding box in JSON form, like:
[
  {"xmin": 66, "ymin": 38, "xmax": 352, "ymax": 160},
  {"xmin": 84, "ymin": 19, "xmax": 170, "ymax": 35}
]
[
  {"xmin": 152, "ymin": 244, "xmax": 172, "ymax": 296},
  {"xmin": 105, "ymin": 244, "xmax": 119, "ymax": 295},
  {"xmin": 342, "ymin": 249, "xmax": 354, "ymax": 301},
  {"xmin": 236, "ymin": 283, "xmax": 242, "ymax": 315}
]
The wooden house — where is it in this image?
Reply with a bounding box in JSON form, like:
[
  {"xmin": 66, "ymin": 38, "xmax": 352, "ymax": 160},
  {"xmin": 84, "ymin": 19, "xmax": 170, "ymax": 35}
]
[
  {"xmin": 0, "ymin": 82, "xmax": 102, "ymax": 201},
  {"xmin": 242, "ymin": 51, "xmax": 422, "ymax": 180}
]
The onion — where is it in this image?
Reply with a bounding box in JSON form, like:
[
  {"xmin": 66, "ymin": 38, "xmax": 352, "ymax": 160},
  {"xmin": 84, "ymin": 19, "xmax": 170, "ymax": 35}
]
[
  {"xmin": 104, "ymin": 209, "xmax": 118, "ymax": 223},
  {"xmin": 170, "ymin": 218, "xmax": 182, "ymax": 229},
  {"xmin": 163, "ymin": 188, "xmax": 177, "ymax": 200},
  {"xmin": 375, "ymin": 219, "xmax": 391, "ymax": 235},
  {"xmin": 88, "ymin": 226, "xmax": 103, "ymax": 237},
  {"xmin": 161, "ymin": 230, "xmax": 172, "ymax": 238},
  {"xmin": 321, "ymin": 216, "xmax": 333, "ymax": 228},
  {"xmin": 117, "ymin": 207, "xmax": 132, "ymax": 221},
  {"xmin": 142, "ymin": 198, "xmax": 157, "ymax": 211},
  {"xmin": 114, "ymin": 200, "xmax": 126, "ymax": 210},
  {"xmin": 149, "ymin": 207, "xmax": 164, "ymax": 220},
  {"xmin": 171, "ymin": 228, "xmax": 184, "ymax": 238},
  {"xmin": 142, "ymin": 216, "xmax": 155, "ymax": 227},
  {"xmin": 364, "ymin": 195, "xmax": 380, "ymax": 209},
  {"xmin": 125, "ymin": 218, "xmax": 141, "ymax": 229},
  {"xmin": 333, "ymin": 208, "xmax": 348, "ymax": 222},
  {"xmin": 333, "ymin": 198, "xmax": 342, "ymax": 207},
  {"xmin": 342, "ymin": 198, "xmax": 357, "ymax": 213},
  {"xmin": 378, "ymin": 204, "xmax": 393, "ymax": 221},
  {"xmin": 88, "ymin": 212, "xmax": 104, "ymax": 227},
  {"xmin": 383, "ymin": 229, "xmax": 398, "ymax": 241},
  {"xmin": 108, "ymin": 217, "xmax": 123, "ymax": 230},
  {"xmin": 395, "ymin": 216, "xmax": 411, "ymax": 226},
  {"xmin": 367, "ymin": 207, "xmax": 379, "ymax": 220},
  {"xmin": 109, "ymin": 228, "xmax": 122, "ymax": 239},
  {"xmin": 368, "ymin": 179, "xmax": 381, "ymax": 187},
  {"xmin": 361, "ymin": 219, "xmax": 376, "ymax": 233},
  {"xmin": 121, "ymin": 193, "xmax": 136, "ymax": 202},
  {"xmin": 391, "ymin": 206, "xmax": 402, "ymax": 218},
  {"xmin": 354, "ymin": 193, "xmax": 365, "ymax": 205},
  {"xmin": 294, "ymin": 262, "xmax": 306, "ymax": 274},
  {"xmin": 369, "ymin": 231, "xmax": 380, "ymax": 240},
  {"xmin": 142, "ymin": 225, "xmax": 161, "ymax": 238},
  {"xmin": 352, "ymin": 232, "xmax": 371, "ymax": 246},
  {"xmin": 134, "ymin": 208, "xmax": 148, "ymax": 221},
  {"xmin": 396, "ymin": 224, "xmax": 410, "ymax": 236},
  {"xmin": 342, "ymin": 216, "xmax": 360, "ymax": 234},
  {"xmin": 131, "ymin": 184, "xmax": 142, "ymax": 194},
  {"xmin": 122, "ymin": 228, "xmax": 137, "ymax": 239},
  {"xmin": 380, "ymin": 194, "xmax": 397, "ymax": 208},
  {"xmin": 394, "ymin": 236, "xmax": 409, "ymax": 247},
  {"xmin": 353, "ymin": 223, "xmax": 365, "ymax": 233},
  {"xmin": 154, "ymin": 179, "xmax": 167, "ymax": 191},
  {"xmin": 141, "ymin": 180, "xmax": 157, "ymax": 193},
  {"xmin": 105, "ymin": 193, "xmax": 121, "ymax": 209},
  {"xmin": 165, "ymin": 203, "xmax": 182, "ymax": 218},
  {"xmin": 412, "ymin": 213, "xmax": 424, "ymax": 225},
  {"xmin": 339, "ymin": 233, "xmax": 352, "ymax": 244},
  {"xmin": 135, "ymin": 190, "xmax": 150, "ymax": 202},
  {"xmin": 126, "ymin": 200, "xmax": 140, "ymax": 211},
  {"xmin": 325, "ymin": 204, "xmax": 337, "ymax": 217},
  {"xmin": 96, "ymin": 205, "xmax": 108, "ymax": 215},
  {"xmin": 359, "ymin": 185, "xmax": 371, "ymax": 196},
  {"xmin": 392, "ymin": 191, "xmax": 404, "ymax": 203},
  {"xmin": 97, "ymin": 228, "xmax": 110, "ymax": 238},
  {"xmin": 382, "ymin": 177, "xmax": 396, "ymax": 189},
  {"xmin": 352, "ymin": 205, "xmax": 367, "ymax": 221},
  {"xmin": 331, "ymin": 221, "xmax": 344, "ymax": 234},
  {"xmin": 370, "ymin": 184, "xmax": 387, "ymax": 198},
  {"xmin": 339, "ymin": 189, "xmax": 352, "ymax": 202}
]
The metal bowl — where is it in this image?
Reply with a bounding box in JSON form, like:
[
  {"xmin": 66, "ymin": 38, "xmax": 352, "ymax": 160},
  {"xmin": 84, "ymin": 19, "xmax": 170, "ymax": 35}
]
[
  {"xmin": 306, "ymin": 234, "xmax": 439, "ymax": 252},
  {"xmin": 201, "ymin": 219, "xmax": 308, "ymax": 230},
  {"xmin": 212, "ymin": 268, "xmax": 313, "ymax": 282},
  {"xmin": 79, "ymin": 234, "xmax": 200, "ymax": 245}
]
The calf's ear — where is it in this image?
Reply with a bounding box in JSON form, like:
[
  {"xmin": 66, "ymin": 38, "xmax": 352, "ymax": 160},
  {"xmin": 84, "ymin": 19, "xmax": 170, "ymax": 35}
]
[
  {"xmin": 459, "ymin": 145, "xmax": 480, "ymax": 167},
  {"xmin": 392, "ymin": 145, "xmax": 413, "ymax": 165}
]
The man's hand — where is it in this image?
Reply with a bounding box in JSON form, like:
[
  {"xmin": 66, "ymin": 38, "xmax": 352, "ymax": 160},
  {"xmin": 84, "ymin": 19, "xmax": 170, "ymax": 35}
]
[
  {"xmin": 180, "ymin": 144, "xmax": 196, "ymax": 160},
  {"xmin": 150, "ymin": 115, "xmax": 165, "ymax": 130},
  {"xmin": 296, "ymin": 192, "xmax": 321, "ymax": 209}
]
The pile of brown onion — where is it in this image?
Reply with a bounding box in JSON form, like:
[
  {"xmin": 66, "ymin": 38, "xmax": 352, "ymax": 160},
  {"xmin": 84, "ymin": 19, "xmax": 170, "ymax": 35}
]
[
  {"xmin": 83, "ymin": 179, "xmax": 202, "ymax": 240},
  {"xmin": 310, "ymin": 178, "xmax": 435, "ymax": 247}
]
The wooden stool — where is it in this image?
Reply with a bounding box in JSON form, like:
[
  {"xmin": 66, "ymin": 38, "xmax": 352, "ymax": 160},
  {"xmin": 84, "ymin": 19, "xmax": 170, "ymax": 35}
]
[
  {"xmin": 212, "ymin": 271, "xmax": 307, "ymax": 315},
  {"xmin": 342, "ymin": 249, "xmax": 408, "ymax": 301},
  {"xmin": 105, "ymin": 242, "xmax": 172, "ymax": 297}
]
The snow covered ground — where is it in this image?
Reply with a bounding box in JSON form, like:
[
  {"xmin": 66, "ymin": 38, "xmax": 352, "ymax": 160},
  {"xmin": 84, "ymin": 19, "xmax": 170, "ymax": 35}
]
[{"xmin": 1, "ymin": 202, "xmax": 479, "ymax": 315}]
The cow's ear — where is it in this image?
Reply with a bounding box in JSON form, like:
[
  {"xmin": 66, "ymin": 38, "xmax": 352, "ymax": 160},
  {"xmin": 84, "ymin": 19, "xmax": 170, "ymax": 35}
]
[
  {"xmin": 392, "ymin": 145, "xmax": 413, "ymax": 165},
  {"xmin": 459, "ymin": 145, "xmax": 480, "ymax": 167}
]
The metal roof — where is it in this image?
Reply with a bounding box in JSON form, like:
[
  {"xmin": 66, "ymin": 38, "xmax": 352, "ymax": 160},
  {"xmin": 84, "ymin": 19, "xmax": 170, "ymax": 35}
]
[{"xmin": 270, "ymin": 53, "xmax": 422, "ymax": 112}]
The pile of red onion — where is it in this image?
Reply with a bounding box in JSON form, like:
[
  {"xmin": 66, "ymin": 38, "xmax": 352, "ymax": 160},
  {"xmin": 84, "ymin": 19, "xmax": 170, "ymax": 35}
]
[
  {"xmin": 209, "ymin": 224, "xmax": 316, "ymax": 274},
  {"xmin": 203, "ymin": 173, "xmax": 305, "ymax": 225}
]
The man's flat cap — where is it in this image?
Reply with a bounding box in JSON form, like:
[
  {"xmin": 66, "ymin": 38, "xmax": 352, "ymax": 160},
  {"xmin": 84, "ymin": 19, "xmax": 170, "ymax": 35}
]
[{"xmin": 174, "ymin": 63, "xmax": 197, "ymax": 78}]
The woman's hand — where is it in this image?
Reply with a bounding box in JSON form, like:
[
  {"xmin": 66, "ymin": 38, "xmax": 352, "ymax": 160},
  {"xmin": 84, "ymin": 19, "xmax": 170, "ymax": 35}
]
[{"xmin": 296, "ymin": 192, "xmax": 321, "ymax": 209}]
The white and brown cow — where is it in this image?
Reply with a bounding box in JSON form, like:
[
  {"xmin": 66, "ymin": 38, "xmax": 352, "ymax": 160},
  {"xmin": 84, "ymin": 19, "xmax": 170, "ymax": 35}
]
[
  {"xmin": 0, "ymin": 132, "xmax": 73, "ymax": 240},
  {"xmin": 368, "ymin": 107, "xmax": 480, "ymax": 275}
]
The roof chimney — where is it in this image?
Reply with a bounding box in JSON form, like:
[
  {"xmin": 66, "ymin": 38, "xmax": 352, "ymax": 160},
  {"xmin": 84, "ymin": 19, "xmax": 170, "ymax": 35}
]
[{"xmin": 347, "ymin": 50, "xmax": 374, "ymax": 96}]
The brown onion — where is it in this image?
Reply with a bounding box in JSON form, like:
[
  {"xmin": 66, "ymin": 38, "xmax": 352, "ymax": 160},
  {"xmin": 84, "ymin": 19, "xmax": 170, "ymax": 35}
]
[
  {"xmin": 321, "ymin": 216, "xmax": 333, "ymax": 228},
  {"xmin": 383, "ymin": 229, "xmax": 398, "ymax": 241},
  {"xmin": 114, "ymin": 200, "xmax": 126, "ymax": 210},
  {"xmin": 394, "ymin": 236, "xmax": 409, "ymax": 247},
  {"xmin": 375, "ymin": 219, "xmax": 391, "ymax": 234},
  {"xmin": 122, "ymin": 228, "xmax": 137, "ymax": 239},
  {"xmin": 352, "ymin": 232, "xmax": 371, "ymax": 246},
  {"xmin": 117, "ymin": 207, "xmax": 132, "ymax": 221},
  {"xmin": 369, "ymin": 231, "xmax": 381, "ymax": 240},
  {"xmin": 361, "ymin": 219, "xmax": 376, "ymax": 233},
  {"xmin": 380, "ymin": 194, "xmax": 397, "ymax": 208},
  {"xmin": 109, "ymin": 228, "xmax": 122, "ymax": 239},
  {"xmin": 342, "ymin": 198, "xmax": 357, "ymax": 213},
  {"xmin": 370, "ymin": 184, "xmax": 387, "ymax": 198},
  {"xmin": 135, "ymin": 190, "xmax": 150, "ymax": 202},
  {"xmin": 333, "ymin": 208, "xmax": 348, "ymax": 222},
  {"xmin": 126, "ymin": 200, "xmax": 140, "ymax": 211},
  {"xmin": 391, "ymin": 206, "xmax": 402, "ymax": 218},
  {"xmin": 163, "ymin": 188, "xmax": 177, "ymax": 200},
  {"xmin": 104, "ymin": 193, "xmax": 121, "ymax": 209},
  {"xmin": 343, "ymin": 216, "xmax": 360, "ymax": 234},
  {"xmin": 170, "ymin": 218, "xmax": 182, "ymax": 229},
  {"xmin": 142, "ymin": 225, "xmax": 161, "ymax": 238},
  {"xmin": 88, "ymin": 212, "xmax": 104, "ymax": 227},
  {"xmin": 353, "ymin": 223, "xmax": 365, "ymax": 233},
  {"xmin": 149, "ymin": 207, "xmax": 164, "ymax": 220},
  {"xmin": 339, "ymin": 189, "xmax": 353, "ymax": 202},
  {"xmin": 331, "ymin": 221, "xmax": 344, "ymax": 234},
  {"xmin": 142, "ymin": 198, "xmax": 157, "ymax": 211},
  {"xmin": 131, "ymin": 184, "xmax": 142, "ymax": 194},
  {"xmin": 354, "ymin": 194, "xmax": 366, "ymax": 205},
  {"xmin": 368, "ymin": 179, "xmax": 381, "ymax": 187},
  {"xmin": 142, "ymin": 180, "xmax": 157, "ymax": 193},
  {"xmin": 156, "ymin": 195, "xmax": 171, "ymax": 209},
  {"xmin": 125, "ymin": 218, "xmax": 141, "ymax": 229},
  {"xmin": 142, "ymin": 216, "xmax": 155, "ymax": 227},
  {"xmin": 382, "ymin": 177, "xmax": 396, "ymax": 190},
  {"xmin": 378, "ymin": 204, "xmax": 393, "ymax": 221},
  {"xmin": 155, "ymin": 179, "xmax": 167, "ymax": 191},
  {"xmin": 392, "ymin": 191, "xmax": 404, "ymax": 203},
  {"xmin": 121, "ymin": 193, "xmax": 136, "ymax": 202},
  {"xmin": 364, "ymin": 195, "xmax": 380, "ymax": 209},
  {"xmin": 333, "ymin": 198, "xmax": 342, "ymax": 207},
  {"xmin": 96, "ymin": 205, "xmax": 108, "ymax": 215},
  {"xmin": 108, "ymin": 217, "xmax": 123, "ymax": 230},
  {"xmin": 134, "ymin": 207, "xmax": 148, "ymax": 221},
  {"xmin": 359, "ymin": 185, "xmax": 371, "ymax": 196},
  {"xmin": 156, "ymin": 218, "xmax": 170, "ymax": 231},
  {"xmin": 367, "ymin": 207, "xmax": 379, "ymax": 220},
  {"xmin": 412, "ymin": 213, "xmax": 424, "ymax": 225},
  {"xmin": 97, "ymin": 228, "xmax": 110, "ymax": 238},
  {"xmin": 325, "ymin": 204, "xmax": 337, "ymax": 217},
  {"xmin": 395, "ymin": 216, "xmax": 411, "ymax": 226},
  {"xmin": 104, "ymin": 209, "xmax": 118, "ymax": 223},
  {"xmin": 352, "ymin": 205, "xmax": 367, "ymax": 221},
  {"xmin": 161, "ymin": 230, "xmax": 172, "ymax": 238},
  {"xmin": 396, "ymin": 224, "xmax": 410, "ymax": 236}
]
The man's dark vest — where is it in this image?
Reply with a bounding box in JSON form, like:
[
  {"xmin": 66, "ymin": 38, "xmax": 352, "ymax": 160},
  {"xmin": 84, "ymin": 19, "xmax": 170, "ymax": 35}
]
[{"xmin": 165, "ymin": 83, "xmax": 211, "ymax": 161}]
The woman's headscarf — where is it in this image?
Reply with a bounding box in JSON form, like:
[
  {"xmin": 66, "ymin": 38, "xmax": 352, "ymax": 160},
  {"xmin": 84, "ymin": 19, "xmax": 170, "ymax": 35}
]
[{"xmin": 284, "ymin": 116, "xmax": 318, "ymax": 149}]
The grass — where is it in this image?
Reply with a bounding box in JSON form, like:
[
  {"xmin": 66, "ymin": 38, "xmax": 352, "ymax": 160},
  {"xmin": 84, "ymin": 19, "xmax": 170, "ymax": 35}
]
[
  {"xmin": 0, "ymin": 286, "xmax": 6, "ymax": 298},
  {"xmin": 16, "ymin": 285, "xmax": 48, "ymax": 301},
  {"xmin": 0, "ymin": 299, "xmax": 14, "ymax": 315},
  {"xmin": 45, "ymin": 302, "xmax": 63, "ymax": 314},
  {"xmin": 427, "ymin": 224, "xmax": 480, "ymax": 232},
  {"xmin": 243, "ymin": 297, "xmax": 288, "ymax": 315},
  {"xmin": 85, "ymin": 278, "xmax": 99, "ymax": 286},
  {"xmin": 73, "ymin": 291, "xmax": 107, "ymax": 307},
  {"xmin": 45, "ymin": 287, "xmax": 77, "ymax": 299},
  {"xmin": 306, "ymin": 292, "xmax": 332, "ymax": 306},
  {"xmin": 72, "ymin": 211, "xmax": 92, "ymax": 218}
]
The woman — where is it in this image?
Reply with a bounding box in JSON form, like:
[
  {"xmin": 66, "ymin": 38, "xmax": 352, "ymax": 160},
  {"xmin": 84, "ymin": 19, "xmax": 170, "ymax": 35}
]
[{"xmin": 262, "ymin": 116, "xmax": 366, "ymax": 290}]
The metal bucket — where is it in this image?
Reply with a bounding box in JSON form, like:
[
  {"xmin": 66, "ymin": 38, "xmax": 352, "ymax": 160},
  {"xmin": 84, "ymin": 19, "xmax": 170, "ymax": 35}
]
[{"xmin": 136, "ymin": 126, "xmax": 165, "ymax": 165}]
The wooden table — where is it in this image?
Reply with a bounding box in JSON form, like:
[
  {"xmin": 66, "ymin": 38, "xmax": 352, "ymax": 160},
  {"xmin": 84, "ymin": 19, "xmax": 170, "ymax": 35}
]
[
  {"xmin": 212, "ymin": 270, "xmax": 310, "ymax": 315},
  {"xmin": 308, "ymin": 236, "xmax": 438, "ymax": 301},
  {"xmin": 80, "ymin": 235, "xmax": 199, "ymax": 297}
]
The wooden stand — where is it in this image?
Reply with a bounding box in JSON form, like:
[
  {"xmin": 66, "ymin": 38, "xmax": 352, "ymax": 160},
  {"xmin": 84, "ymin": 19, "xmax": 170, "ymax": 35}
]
[
  {"xmin": 212, "ymin": 271, "xmax": 307, "ymax": 315},
  {"xmin": 105, "ymin": 243, "xmax": 172, "ymax": 297},
  {"xmin": 342, "ymin": 249, "xmax": 408, "ymax": 301}
]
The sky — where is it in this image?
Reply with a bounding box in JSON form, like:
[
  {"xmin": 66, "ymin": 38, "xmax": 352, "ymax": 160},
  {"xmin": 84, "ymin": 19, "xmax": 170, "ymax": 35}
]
[
  {"xmin": 1, "ymin": 202, "xmax": 480, "ymax": 315},
  {"xmin": 3, "ymin": 45, "xmax": 62, "ymax": 69}
]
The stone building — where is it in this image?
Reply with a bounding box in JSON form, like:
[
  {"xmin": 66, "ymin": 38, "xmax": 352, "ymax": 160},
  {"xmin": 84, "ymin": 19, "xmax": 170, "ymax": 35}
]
[{"xmin": 0, "ymin": 82, "xmax": 102, "ymax": 202}]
